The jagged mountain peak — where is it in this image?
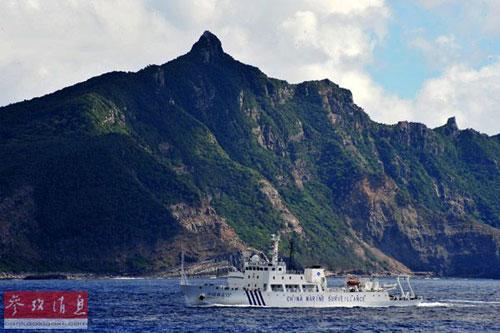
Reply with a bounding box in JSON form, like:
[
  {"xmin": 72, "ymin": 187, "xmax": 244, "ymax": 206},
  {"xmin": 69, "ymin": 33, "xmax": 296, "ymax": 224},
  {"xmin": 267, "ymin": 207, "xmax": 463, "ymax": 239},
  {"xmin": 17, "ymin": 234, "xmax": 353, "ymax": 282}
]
[
  {"xmin": 188, "ymin": 30, "xmax": 224, "ymax": 63},
  {"xmin": 435, "ymin": 116, "xmax": 460, "ymax": 136},
  {"xmin": 445, "ymin": 116, "xmax": 458, "ymax": 131},
  {"xmin": 1, "ymin": 30, "xmax": 499, "ymax": 278}
]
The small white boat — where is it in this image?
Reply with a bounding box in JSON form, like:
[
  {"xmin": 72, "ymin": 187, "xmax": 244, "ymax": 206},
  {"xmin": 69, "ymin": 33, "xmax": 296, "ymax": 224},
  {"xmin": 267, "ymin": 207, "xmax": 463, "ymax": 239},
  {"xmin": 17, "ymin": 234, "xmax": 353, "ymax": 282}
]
[{"xmin": 180, "ymin": 234, "xmax": 423, "ymax": 307}]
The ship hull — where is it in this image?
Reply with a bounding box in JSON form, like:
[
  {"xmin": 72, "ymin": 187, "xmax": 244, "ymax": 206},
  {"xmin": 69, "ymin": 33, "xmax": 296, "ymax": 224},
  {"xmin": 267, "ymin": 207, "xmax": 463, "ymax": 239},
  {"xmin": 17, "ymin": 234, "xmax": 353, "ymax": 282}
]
[{"xmin": 181, "ymin": 285, "xmax": 423, "ymax": 308}]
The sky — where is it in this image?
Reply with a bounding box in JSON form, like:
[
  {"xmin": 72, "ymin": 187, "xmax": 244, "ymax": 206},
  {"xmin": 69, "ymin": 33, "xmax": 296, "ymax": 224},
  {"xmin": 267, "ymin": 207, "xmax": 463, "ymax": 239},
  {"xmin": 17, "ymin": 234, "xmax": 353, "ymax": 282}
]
[{"xmin": 1, "ymin": 0, "xmax": 499, "ymax": 135}]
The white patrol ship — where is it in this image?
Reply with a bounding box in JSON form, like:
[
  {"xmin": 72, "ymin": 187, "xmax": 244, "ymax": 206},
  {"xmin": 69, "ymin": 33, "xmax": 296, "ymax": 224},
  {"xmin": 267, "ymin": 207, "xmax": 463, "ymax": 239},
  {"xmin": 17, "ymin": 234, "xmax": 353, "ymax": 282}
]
[{"xmin": 180, "ymin": 234, "xmax": 423, "ymax": 307}]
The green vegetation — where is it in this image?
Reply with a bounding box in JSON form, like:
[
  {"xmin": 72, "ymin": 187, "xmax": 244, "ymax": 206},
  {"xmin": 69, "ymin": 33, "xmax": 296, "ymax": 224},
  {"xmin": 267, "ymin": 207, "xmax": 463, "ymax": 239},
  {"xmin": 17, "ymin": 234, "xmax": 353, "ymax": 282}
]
[{"xmin": 0, "ymin": 32, "xmax": 498, "ymax": 277}]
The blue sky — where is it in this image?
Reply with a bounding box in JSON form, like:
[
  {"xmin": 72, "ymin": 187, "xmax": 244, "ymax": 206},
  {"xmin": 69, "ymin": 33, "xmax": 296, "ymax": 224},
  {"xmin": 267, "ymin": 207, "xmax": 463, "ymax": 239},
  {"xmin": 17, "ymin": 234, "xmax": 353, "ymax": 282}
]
[
  {"xmin": 1, "ymin": 0, "xmax": 499, "ymax": 134},
  {"xmin": 371, "ymin": 0, "xmax": 500, "ymax": 100},
  {"xmin": 369, "ymin": 1, "xmax": 441, "ymax": 98}
]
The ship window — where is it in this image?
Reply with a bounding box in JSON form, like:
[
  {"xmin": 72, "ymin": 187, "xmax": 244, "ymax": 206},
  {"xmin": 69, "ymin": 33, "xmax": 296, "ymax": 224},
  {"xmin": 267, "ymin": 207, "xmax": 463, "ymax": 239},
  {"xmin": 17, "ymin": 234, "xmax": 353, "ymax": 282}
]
[
  {"xmin": 273, "ymin": 276, "xmax": 275, "ymax": 280},
  {"xmin": 300, "ymin": 277, "xmax": 303, "ymax": 280},
  {"xmin": 264, "ymin": 268, "xmax": 268, "ymax": 271},
  {"xmin": 302, "ymin": 285, "xmax": 316, "ymax": 292},
  {"xmin": 289, "ymin": 276, "xmax": 292, "ymax": 280},
  {"xmin": 272, "ymin": 268, "xmax": 276, "ymax": 271},
  {"xmin": 271, "ymin": 284, "xmax": 284, "ymax": 292},
  {"xmin": 282, "ymin": 277, "xmax": 284, "ymax": 280},
  {"xmin": 248, "ymin": 275, "xmax": 250, "ymax": 278},
  {"xmin": 286, "ymin": 284, "xmax": 300, "ymax": 292},
  {"xmin": 278, "ymin": 268, "xmax": 282, "ymax": 271}
]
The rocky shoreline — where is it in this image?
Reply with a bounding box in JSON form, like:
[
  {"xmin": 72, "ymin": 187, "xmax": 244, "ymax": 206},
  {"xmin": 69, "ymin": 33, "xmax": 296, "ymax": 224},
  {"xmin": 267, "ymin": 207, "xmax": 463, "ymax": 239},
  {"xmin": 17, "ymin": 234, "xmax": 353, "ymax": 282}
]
[{"xmin": 0, "ymin": 261, "xmax": 437, "ymax": 280}]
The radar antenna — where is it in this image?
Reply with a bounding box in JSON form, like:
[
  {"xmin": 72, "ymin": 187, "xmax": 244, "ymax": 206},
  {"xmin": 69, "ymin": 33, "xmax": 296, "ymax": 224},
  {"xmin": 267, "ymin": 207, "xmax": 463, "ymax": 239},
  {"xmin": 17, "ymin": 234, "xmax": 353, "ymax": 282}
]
[{"xmin": 271, "ymin": 234, "xmax": 280, "ymax": 264}]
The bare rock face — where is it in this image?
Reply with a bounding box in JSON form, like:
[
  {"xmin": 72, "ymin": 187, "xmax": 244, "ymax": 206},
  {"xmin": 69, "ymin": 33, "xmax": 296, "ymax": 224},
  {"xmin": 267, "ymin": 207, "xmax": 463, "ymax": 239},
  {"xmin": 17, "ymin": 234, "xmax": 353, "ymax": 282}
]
[
  {"xmin": 156, "ymin": 199, "xmax": 247, "ymax": 269},
  {"xmin": 439, "ymin": 116, "xmax": 459, "ymax": 136},
  {"xmin": 343, "ymin": 174, "xmax": 500, "ymax": 277},
  {"xmin": 288, "ymin": 120, "xmax": 305, "ymax": 142},
  {"xmin": 1, "ymin": 31, "xmax": 499, "ymax": 277},
  {"xmin": 342, "ymin": 232, "xmax": 412, "ymax": 275},
  {"xmin": 292, "ymin": 159, "xmax": 312, "ymax": 189},
  {"xmin": 259, "ymin": 179, "xmax": 303, "ymax": 235},
  {"xmin": 394, "ymin": 121, "xmax": 445, "ymax": 154},
  {"xmin": 169, "ymin": 199, "xmax": 245, "ymax": 251},
  {"xmin": 275, "ymin": 86, "xmax": 295, "ymax": 105}
]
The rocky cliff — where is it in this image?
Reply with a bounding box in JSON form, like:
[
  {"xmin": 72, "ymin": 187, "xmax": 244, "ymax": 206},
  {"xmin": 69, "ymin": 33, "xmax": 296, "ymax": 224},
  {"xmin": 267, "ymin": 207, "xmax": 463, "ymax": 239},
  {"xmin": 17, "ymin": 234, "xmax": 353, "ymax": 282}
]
[{"xmin": 1, "ymin": 31, "xmax": 499, "ymax": 277}]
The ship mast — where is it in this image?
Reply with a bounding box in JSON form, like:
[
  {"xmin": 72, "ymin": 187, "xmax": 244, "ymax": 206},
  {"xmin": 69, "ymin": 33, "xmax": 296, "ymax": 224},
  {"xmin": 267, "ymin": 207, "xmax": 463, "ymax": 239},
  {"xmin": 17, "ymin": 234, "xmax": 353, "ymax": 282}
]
[{"xmin": 271, "ymin": 234, "xmax": 280, "ymax": 264}]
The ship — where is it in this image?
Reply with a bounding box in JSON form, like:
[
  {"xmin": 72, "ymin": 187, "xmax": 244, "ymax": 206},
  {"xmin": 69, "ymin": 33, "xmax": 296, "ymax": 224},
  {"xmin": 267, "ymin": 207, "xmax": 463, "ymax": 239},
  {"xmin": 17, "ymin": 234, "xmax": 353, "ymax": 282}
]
[{"xmin": 180, "ymin": 234, "xmax": 423, "ymax": 307}]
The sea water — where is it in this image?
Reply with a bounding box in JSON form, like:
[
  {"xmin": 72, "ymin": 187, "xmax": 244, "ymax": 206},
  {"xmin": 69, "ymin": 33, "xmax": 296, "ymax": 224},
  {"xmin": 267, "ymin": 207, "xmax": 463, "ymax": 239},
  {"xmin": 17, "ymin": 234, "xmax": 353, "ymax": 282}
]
[{"xmin": 1, "ymin": 277, "xmax": 499, "ymax": 332}]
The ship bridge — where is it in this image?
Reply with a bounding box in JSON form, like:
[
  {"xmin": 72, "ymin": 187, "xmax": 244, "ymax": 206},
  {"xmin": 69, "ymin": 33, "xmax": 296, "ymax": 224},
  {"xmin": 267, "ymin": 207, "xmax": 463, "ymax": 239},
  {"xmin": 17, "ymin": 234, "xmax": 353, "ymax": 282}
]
[{"xmin": 227, "ymin": 235, "xmax": 327, "ymax": 293}]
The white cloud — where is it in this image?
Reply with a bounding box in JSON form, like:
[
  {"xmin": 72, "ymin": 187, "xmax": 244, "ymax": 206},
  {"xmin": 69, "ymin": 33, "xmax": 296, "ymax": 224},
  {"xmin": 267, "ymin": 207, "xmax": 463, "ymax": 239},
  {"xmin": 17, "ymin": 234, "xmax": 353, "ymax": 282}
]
[
  {"xmin": 0, "ymin": 0, "xmax": 499, "ymax": 134},
  {"xmin": 413, "ymin": 62, "xmax": 500, "ymax": 134},
  {"xmin": 310, "ymin": 0, "xmax": 386, "ymax": 15},
  {"xmin": 410, "ymin": 34, "xmax": 461, "ymax": 68},
  {"xmin": 0, "ymin": 0, "xmax": 187, "ymax": 105}
]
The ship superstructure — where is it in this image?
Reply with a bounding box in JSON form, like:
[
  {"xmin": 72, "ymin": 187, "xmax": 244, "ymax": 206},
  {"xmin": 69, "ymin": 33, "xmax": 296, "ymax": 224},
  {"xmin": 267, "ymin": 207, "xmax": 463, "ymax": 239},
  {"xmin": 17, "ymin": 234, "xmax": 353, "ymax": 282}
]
[{"xmin": 180, "ymin": 234, "xmax": 423, "ymax": 307}]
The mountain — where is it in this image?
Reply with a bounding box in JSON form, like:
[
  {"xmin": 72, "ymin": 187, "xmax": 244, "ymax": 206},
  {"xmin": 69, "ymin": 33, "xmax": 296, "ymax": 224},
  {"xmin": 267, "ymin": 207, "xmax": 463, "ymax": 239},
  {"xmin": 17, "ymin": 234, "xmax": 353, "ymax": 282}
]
[{"xmin": 1, "ymin": 31, "xmax": 499, "ymax": 277}]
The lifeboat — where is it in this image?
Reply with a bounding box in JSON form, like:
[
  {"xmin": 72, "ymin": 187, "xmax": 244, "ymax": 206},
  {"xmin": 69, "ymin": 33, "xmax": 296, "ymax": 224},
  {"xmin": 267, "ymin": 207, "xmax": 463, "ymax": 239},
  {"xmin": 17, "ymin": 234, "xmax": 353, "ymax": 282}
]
[{"xmin": 346, "ymin": 276, "xmax": 361, "ymax": 287}]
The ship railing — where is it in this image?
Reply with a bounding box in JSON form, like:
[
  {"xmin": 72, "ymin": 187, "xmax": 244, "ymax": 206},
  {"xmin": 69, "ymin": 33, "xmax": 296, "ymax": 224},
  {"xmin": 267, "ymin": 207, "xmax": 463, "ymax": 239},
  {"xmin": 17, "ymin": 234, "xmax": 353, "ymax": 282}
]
[{"xmin": 396, "ymin": 275, "xmax": 416, "ymax": 300}]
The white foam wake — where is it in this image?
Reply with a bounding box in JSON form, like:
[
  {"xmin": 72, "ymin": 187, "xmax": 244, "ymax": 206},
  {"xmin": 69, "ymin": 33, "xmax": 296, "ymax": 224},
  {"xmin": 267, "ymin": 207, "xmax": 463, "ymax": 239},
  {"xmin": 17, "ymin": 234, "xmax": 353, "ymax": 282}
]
[
  {"xmin": 444, "ymin": 299, "xmax": 500, "ymax": 305},
  {"xmin": 417, "ymin": 301, "xmax": 451, "ymax": 307}
]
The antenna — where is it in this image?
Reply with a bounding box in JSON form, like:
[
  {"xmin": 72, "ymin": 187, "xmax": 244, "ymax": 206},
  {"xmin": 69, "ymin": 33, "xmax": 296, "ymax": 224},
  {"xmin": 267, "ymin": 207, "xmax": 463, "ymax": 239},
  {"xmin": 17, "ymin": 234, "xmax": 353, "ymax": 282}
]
[
  {"xmin": 180, "ymin": 250, "xmax": 188, "ymax": 286},
  {"xmin": 288, "ymin": 238, "xmax": 294, "ymax": 270},
  {"xmin": 406, "ymin": 275, "xmax": 415, "ymax": 298}
]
